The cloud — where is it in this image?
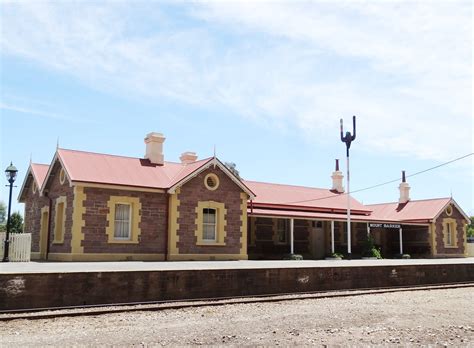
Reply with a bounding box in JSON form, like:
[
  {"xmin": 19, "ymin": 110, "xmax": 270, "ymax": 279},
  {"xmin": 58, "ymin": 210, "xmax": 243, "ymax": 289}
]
[{"xmin": 0, "ymin": 1, "xmax": 471, "ymax": 161}]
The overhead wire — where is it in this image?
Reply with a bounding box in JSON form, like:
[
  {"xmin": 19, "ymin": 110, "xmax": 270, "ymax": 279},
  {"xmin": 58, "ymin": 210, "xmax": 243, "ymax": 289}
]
[{"xmin": 281, "ymin": 152, "xmax": 473, "ymax": 205}]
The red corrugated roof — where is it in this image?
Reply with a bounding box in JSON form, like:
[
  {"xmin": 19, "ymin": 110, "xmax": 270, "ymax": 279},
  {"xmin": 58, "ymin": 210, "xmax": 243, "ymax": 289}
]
[
  {"xmin": 31, "ymin": 163, "xmax": 49, "ymax": 188},
  {"xmin": 57, "ymin": 148, "xmax": 213, "ymax": 189},
  {"xmin": 248, "ymin": 208, "xmax": 397, "ymax": 222},
  {"xmin": 244, "ymin": 180, "xmax": 371, "ymax": 214},
  {"xmin": 366, "ymin": 198, "xmax": 452, "ymax": 222}
]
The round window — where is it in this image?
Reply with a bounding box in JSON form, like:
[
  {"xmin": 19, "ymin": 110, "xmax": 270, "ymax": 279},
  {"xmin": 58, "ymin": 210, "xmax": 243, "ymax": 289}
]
[
  {"xmin": 446, "ymin": 205, "xmax": 453, "ymax": 216},
  {"xmin": 204, "ymin": 173, "xmax": 219, "ymax": 191},
  {"xmin": 59, "ymin": 168, "xmax": 66, "ymax": 185}
]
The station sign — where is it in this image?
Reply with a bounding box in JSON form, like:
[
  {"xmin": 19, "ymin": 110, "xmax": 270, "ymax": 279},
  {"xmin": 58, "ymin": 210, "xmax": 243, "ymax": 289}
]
[{"xmin": 369, "ymin": 223, "xmax": 401, "ymax": 229}]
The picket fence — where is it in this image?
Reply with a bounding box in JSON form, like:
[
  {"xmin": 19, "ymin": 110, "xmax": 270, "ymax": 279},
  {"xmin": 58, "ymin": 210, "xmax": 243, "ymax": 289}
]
[{"xmin": 0, "ymin": 232, "xmax": 31, "ymax": 262}]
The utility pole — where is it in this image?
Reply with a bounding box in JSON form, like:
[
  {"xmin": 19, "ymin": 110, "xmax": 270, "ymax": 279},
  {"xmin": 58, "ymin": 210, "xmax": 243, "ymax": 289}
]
[{"xmin": 340, "ymin": 116, "xmax": 356, "ymax": 259}]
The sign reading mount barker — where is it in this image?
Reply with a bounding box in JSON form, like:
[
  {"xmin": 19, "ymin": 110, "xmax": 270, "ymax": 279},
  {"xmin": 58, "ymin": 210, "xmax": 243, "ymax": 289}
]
[{"xmin": 369, "ymin": 223, "xmax": 401, "ymax": 229}]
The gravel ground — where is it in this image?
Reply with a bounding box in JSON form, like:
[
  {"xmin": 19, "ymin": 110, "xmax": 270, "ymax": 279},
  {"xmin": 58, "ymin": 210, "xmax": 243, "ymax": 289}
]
[{"xmin": 1, "ymin": 287, "xmax": 473, "ymax": 347}]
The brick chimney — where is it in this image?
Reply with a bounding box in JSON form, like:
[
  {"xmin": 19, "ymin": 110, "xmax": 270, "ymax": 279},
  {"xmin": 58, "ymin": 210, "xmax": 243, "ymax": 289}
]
[
  {"xmin": 331, "ymin": 159, "xmax": 344, "ymax": 193},
  {"xmin": 144, "ymin": 132, "xmax": 165, "ymax": 165},
  {"xmin": 180, "ymin": 151, "xmax": 198, "ymax": 164},
  {"xmin": 399, "ymin": 170, "xmax": 410, "ymax": 204}
]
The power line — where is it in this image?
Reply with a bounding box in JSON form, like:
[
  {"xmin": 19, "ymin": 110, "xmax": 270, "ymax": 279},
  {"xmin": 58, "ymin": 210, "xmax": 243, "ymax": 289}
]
[{"xmin": 281, "ymin": 152, "xmax": 473, "ymax": 205}]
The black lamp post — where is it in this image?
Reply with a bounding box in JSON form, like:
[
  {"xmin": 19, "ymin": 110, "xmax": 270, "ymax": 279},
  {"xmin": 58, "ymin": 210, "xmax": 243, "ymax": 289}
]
[{"xmin": 3, "ymin": 162, "xmax": 18, "ymax": 262}]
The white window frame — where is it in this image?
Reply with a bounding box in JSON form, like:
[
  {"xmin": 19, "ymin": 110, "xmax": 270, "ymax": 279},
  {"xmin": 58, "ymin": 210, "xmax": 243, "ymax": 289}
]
[
  {"xmin": 114, "ymin": 203, "xmax": 132, "ymax": 240},
  {"xmin": 446, "ymin": 222, "xmax": 453, "ymax": 246},
  {"xmin": 202, "ymin": 208, "xmax": 217, "ymax": 242}
]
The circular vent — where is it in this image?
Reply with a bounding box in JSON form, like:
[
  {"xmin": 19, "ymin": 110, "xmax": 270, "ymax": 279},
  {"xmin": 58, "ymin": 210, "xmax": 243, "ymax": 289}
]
[
  {"xmin": 446, "ymin": 205, "xmax": 453, "ymax": 216},
  {"xmin": 204, "ymin": 173, "xmax": 219, "ymax": 191}
]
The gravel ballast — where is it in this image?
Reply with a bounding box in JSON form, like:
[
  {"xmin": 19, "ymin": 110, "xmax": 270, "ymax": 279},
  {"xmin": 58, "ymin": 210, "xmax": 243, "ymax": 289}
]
[{"xmin": 1, "ymin": 287, "xmax": 473, "ymax": 346}]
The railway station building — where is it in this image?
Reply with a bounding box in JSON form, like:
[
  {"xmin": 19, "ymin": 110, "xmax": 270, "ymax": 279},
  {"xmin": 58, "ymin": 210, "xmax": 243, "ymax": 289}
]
[{"xmin": 18, "ymin": 133, "xmax": 470, "ymax": 261}]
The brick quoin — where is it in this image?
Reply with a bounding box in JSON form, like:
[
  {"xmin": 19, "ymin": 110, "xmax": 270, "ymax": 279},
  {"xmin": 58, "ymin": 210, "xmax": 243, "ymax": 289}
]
[
  {"xmin": 177, "ymin": 166, "xmax": 244, "ymax": 255},
  {"xmin": 82, "ymin": 187, "xmax": 167, "ymax": 254}
]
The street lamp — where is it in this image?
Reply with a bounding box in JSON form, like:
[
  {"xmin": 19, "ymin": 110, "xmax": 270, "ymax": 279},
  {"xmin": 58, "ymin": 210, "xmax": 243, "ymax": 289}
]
[
  {"xmin": 340, "ymin": 116, "xmax": 356, "ymax": 259},
  {"xmin": 3, "ymin": 162, "xmax": 18, "ymax": 262}
]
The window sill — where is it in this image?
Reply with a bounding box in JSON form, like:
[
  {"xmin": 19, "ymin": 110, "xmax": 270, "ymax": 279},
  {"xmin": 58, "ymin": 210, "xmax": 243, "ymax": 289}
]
[
  {"xmin": 52, "ymin": 240, "xmax": 64, "ymax": 245},
  {"xmin": 444, "ymin": 245, "xmax": 458, "ymax": 248},
  {"xmin": 108, "ymin": 239, "xmax": 139, "ymax": 244},
  {"xmin": 196, "ymin": 241, "xmax": 226, "ymax": 246}
]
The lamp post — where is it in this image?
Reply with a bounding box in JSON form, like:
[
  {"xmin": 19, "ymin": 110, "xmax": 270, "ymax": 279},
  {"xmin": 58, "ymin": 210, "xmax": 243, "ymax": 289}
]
[
  {"xmin": 3, "ymin": 162, "xmax": 18, "ymax": 262},
  {"xmin": 340, "ymin": 116, "xmax": 356, "ymax": 259}
]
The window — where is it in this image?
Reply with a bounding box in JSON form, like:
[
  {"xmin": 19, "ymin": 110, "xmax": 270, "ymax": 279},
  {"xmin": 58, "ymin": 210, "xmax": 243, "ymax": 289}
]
[
  {"xmin": 106, "ymin": 196, "xmax": 141, "ymax": 244},
  {"xmin": 59, "ymin": 168, "xmax": 66, "ymax": 185},
  {"xmin": 446, "ymin": 223, "xmax": 452, "ymax": 245},
  {"xmin": 53, "ymin": 196, "xmax": 67, "ymax": 244},
  {"xmin": 445, "ymin": 205, "xmax": 453, "ymax": 216},
  {"xmin": 443, "ymin": 218, "xmax": 457, "ymax": 248},
  {"xmin": 203, "ymin": 208, "xmax": 217, "ymax": 241},
  {"xmin": 114, "ymin": 203, "xmax": 131, "ymax": 240},
  {"xmin": 276, "ymin": 219, "xmax": 289, "ymax": 244},
  {"xmin": 195, "ymin": 201, "xmax": 227, "ymax": 246},
  {"xmin": 204, "ymin": 173, "xmax": 219, "ymax": 191}
]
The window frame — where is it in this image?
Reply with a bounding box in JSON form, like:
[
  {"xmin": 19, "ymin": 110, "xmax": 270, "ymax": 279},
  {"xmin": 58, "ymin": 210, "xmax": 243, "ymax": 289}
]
[
  {"xmin": 202, "ymin": 207, "xmax": 218, "ymax": 242},
  {"xmin": 53, "ymin": 196, "xmax": 67, "ymax": 244},
  {"xmin": 106, "ymin": 196, "xmax": 142, "ymax": 244},
  {"xmin": 113, "ymin": 203, "xmax": 133, "ymax": 241},
  {"xmin": 195, "ymin": 201, "xmax": 227, "ymax": 246},
  {"xmin": 275, "ymin": 219, "xmax": 289, "ymax": 245}
]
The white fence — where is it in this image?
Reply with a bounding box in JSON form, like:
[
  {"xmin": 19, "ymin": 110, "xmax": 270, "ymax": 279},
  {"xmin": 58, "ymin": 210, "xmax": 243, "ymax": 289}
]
[{"xmin": 0, "ymin": 232, "xmax": 31, "ymax": 262}]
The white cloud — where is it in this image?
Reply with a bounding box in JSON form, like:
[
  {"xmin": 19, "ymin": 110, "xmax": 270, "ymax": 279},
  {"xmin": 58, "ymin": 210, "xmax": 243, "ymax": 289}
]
[{"xmin": 0, "ymin": 1, "xmax": 471, "ymax": 161}]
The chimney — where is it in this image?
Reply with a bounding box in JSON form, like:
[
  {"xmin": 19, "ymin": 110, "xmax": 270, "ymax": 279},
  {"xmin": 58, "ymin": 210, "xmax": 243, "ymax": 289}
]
[
  {"xmin": 331, "ymin": 159, "xmax": 344, "ymax": 193},
  {"xmin": 399, "ymin": 170, "xmax": 410, "ymax": 204},
  {"xmin": 180, "ymin": 151, "xmax": 198, "ymax": 164},
  {"xmin": 144, "ymin": 132, "xmax": 165, "ymax": 165}
]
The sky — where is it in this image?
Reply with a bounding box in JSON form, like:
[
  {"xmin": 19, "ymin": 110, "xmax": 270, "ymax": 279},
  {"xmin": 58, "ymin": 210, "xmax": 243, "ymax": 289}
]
[{"xmin": 0, "ymin": 1, "xmax": 473, "ymax": 216}]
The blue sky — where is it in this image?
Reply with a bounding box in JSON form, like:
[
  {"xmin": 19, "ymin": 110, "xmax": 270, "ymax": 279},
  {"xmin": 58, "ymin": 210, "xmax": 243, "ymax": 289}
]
[{"xmin": 1, "ymin": 1, "xmax": 473, "ymax": 215}]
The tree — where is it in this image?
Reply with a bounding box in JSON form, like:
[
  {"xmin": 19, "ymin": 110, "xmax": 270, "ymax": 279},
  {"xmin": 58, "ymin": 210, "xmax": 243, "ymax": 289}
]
[
  {"xmin": 0, "ymin": 201, "xmax": 5, "ymax": 225},
  {"xmin": 9, "ymin": 212, "xmax": 24, "ymax": 233},
  {"xmin": 224, "ymin": 162, "xmax": 240, "ymax": 179},
  {"xmin": 468, "ymin": 216, "xmax": 474, "ymax": 238}
]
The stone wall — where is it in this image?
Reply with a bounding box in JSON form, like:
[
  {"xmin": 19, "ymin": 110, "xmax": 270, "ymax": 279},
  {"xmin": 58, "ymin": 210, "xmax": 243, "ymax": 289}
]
[
  {"xmin": 81, "ymin": 187, "xmax": 168, "ymax": 254},
  {"xmin": 176, "ymin": 166, "xmax": 244, "ymax": 256},
  {"xmin": 435, "ymin": 205, "xmax": 467, "ymax": 256}
]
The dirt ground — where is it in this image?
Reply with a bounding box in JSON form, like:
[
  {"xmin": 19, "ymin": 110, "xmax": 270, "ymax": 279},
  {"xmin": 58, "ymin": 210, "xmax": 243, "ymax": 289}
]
[{"xmin": 1, "ymin": 287, "xmax": 473, "ymax": 346}]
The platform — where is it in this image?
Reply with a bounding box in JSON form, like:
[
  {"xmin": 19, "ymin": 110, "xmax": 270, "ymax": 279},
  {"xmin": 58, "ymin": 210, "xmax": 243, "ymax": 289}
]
[
  {"xmin": 1, "ymin": 258, "xmax": 473, "ymax": 311},
  {"xmin": 1, "ymin": 258, "xmax": 473, "ymax": 274}
]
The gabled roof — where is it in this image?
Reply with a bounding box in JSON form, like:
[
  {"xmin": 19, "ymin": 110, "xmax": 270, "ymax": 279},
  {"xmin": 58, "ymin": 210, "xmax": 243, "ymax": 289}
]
[
  {"xmin": 40, "ymin": 148, "xmax": 255, "ymax": 198},
  {"xmin": 244, "ymin": 180, "xmax": 371, "ymax": 214},
  {"xmin": 366, "ymin": 197, "xmax": 469, "ymax": 223},
  {"xmin": 18, "ymin": 163, "xmax": 50, "ymax": 202}
]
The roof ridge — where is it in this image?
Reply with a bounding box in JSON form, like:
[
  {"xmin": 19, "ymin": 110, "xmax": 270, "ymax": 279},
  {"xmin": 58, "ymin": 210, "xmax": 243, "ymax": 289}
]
[
  {"xmin": 31, "ymin": 163, "xmax": 50, "ymax": 167},
  {"xmin": 58, "ymin": 147, "xmax": 213, "ymax": 164},
  {"xmin": 367, "ymin": 197, "xmax": 451, "ymax": 206},
  {"xmin": 244, "ymin": 179, "xmax": 330, "ymax": 191}
]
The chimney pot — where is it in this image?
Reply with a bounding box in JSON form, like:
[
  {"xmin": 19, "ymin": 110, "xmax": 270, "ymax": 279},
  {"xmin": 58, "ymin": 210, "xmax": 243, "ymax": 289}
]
[
  {"xmin": 144, "ymin": 132, "xmax": 165, "ymax": 165},
  {"xmin": 180, "ymin": 151, "xmax": 198, "ymax": 164}
]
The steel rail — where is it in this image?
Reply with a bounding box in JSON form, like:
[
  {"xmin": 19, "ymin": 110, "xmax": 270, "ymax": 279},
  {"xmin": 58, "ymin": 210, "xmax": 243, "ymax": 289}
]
[{"xmin": 1, "ymin": 282, "xmax": 473, "ymax": 322}]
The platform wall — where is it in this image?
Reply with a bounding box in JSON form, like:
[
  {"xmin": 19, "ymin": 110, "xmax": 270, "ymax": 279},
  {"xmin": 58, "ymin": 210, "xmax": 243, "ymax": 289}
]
[{"xmin": 1, "ymin": 263, "xmax": 473, "ymax": 311}]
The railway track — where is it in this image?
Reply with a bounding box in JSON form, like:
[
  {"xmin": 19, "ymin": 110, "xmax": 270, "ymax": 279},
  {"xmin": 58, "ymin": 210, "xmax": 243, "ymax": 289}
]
[{"xmin": 1, "ymin": 282, "xmax": 473, "ymax": 322}]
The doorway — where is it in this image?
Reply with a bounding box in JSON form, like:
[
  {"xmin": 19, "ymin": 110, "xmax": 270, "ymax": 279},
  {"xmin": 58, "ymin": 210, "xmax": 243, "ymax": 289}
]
[{"xmin": 310, "ymin": 221, "xmax": 325, "ymax": 259}]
